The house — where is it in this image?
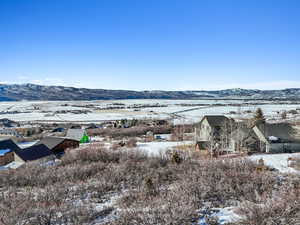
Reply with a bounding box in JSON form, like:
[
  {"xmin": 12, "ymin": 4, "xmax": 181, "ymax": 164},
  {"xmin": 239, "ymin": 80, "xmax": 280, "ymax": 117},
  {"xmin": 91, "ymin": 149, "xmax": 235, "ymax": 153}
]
[
  {"xmin": 66, "ymin": 129, "xmax": 90, "ymax": 143},
  {"xmin": 228, "ymin": 122, "xmax": 300, "ymax": 153},
  {"xmin": 195, "ymin": 115, "xmax": 235, "ymax": 151},
  {"xmin": 0, "ymin": 138, "xmax": 58, "ymax": 167},
  {"xmin": 35, "ymin": 137, "xmax": 80, "ymax": 154},
  {"xmin": 230, "ymin": 127, "xmax": 260, "ymax": 153},
  {"xmin": 195, "ymin": 114, "xmax": 300, "ymax": 154},
  {"xmin": 195, "ymin": 115, "xmax": 233, "ymax": 142},
  {"xmin": 14, "ymin": 144, "xmax": 54, "ymax": 163},
  {"xmin": 252, "ymin": 123, "xmax": 300, "ymax": 153}
]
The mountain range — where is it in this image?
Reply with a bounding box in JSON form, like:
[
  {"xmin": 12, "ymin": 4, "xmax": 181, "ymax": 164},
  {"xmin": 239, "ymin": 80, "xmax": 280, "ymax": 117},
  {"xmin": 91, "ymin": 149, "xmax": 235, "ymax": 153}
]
[{"xmin": 1, "ymin": 83, "xmax": 300, "ymax": 101}]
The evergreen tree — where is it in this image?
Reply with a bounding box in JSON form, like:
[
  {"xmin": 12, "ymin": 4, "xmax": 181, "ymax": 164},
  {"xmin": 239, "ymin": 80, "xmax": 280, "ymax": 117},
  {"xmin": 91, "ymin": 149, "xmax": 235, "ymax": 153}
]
[{"xmin": 253, "ymin": 108, "xmax": 266, "ymax": 124}]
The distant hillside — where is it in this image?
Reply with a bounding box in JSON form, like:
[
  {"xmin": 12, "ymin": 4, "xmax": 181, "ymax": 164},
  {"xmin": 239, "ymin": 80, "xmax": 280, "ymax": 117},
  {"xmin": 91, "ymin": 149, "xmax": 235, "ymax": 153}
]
[{"xmin": 0, "ymin": 84, "xmax": 300, "ymax": 101}]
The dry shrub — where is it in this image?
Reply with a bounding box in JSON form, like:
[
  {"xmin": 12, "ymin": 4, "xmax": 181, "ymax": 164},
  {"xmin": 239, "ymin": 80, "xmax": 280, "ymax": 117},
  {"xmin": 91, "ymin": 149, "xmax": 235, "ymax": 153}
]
[
  {"xmin": 0, "ymin": 142, "xmax": 297, "ymax": 225},
  {"xmin": 126, "ymin": 138, "xmax": 137, "ymax": 148},
  {"xmin": 88, "ymin": 125, "xmax": 172, "ymax": 138},
  {"xmin": 174, "ymin": 159, "xmax": 276, "ymax": 207},
  {"xmin": 235, "ymin": 188, "xmax": 300, "ymax": 225},
  {"xmin": 111, "ymin": 142, "xmax": 121, "ymax": 150},
  {"xmin": 114, "ymin": 158, "xmax": 279, "ymax": 224},
  {"xmin": 170, "ymin": 126, "xmax": 184, "ymax": 141},
  {"xmin": 0, "ymin": 186, "xmax": 103, "ymax": 225},
  {"xmin": 114, "ymin": 189, "xmax": 199, "ymax": 225},
  {"xmin": 61, "ymin": 145, "xmax": 121, "ymax": 165},
  {"xmin": 171, "ymin": 151, "xmax": 182, "ymax": 164}
]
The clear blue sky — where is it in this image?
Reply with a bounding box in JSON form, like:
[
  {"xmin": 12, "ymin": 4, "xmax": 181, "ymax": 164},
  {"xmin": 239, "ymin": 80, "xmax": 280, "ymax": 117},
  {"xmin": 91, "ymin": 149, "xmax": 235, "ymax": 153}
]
[{"xmin": 1, "ymin": 0, "xmax": 300, "ymax": 90}]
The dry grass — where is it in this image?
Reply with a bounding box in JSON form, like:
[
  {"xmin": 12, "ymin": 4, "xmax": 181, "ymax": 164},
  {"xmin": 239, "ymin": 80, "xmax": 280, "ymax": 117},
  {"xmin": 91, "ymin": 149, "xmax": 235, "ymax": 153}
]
[
  {"xmin": 88, "ymin": 125, "xmax": 173, "ymax": 138},
  {"xmin": 0, "ymin": 143, "xmax": 299, "ymax": 225}
]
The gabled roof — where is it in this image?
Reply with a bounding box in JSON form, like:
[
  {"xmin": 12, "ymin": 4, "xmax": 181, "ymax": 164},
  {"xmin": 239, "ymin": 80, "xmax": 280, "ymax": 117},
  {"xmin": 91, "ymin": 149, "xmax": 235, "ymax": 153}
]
[
  {"xmin": 254, "ymin": 123, "xmax": 300, "ymax": 143},
  {"xmin": 66, "ymin": 129, "xmax": 86, "ymax": 141},
  {"xmin": 35, "ymin": 137, "xmax": 66, "ymax": 150},
  {"xmin": 15, "ymin": 144, "xmax": 54, "ymax": 161},
  {"xmin": 231, "ymin": 127, "xmax": 257, "ymax": 141},
  {"xmin": 0, "ymin": 139, "xmax": 21, "ymax": 152},
  {"xmin": 201, "ymin": 115, "xmax": 231, "ymax": 127}
]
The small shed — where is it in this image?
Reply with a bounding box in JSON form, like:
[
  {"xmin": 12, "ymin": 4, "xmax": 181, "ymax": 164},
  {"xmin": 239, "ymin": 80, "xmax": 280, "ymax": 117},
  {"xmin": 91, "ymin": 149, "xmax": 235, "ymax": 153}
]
[{"xmin": 66, "ymin": 129, "xmax": 90, "ymax": 143}]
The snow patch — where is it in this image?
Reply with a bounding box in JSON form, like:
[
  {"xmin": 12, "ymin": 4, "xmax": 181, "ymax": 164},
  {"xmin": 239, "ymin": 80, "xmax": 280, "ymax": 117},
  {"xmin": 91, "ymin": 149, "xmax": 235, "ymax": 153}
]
[
  {"xmin": 137, "ymin": 141, "xmax": 193, "ymax": 156},
  {"xmin": 250, "ymin": 153, "xmax": 300, "ymax": 173},
  {"xmin": 198, "ymin": 207, "xmax": 241, "ymax": 225}
]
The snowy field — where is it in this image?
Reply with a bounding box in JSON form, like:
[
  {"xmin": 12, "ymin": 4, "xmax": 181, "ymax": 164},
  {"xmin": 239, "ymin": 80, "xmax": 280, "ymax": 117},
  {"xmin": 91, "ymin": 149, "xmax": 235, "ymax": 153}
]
[
  {"xmin": 1, "ymin": 99, "xmax": 300, "ymax": 124},
  {"xmin": 137, "ymin": 141, "xmax": 193, "ymax": 156},
  {"xmin": 250, "ymin": 153, "xmax": 300, "ymax": 173}
]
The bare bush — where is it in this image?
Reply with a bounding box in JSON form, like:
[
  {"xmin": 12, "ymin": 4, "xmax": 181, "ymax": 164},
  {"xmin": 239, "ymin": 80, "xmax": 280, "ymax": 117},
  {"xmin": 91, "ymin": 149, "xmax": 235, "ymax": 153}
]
[
  {"xmin": 235, "ymin": 188, "xmax": 300, "ymax": 225},
  {"xmin": 126, "ymin": 138, "xmax": 137, "ymax": 148},
  {"xmin": 1, "ymin": 142, "xmax": 298, "ymax": 225},
  {"xmin": 88, "ymin": 125, "xmax": 173, "ymax": 138},
  {"xmin": 0, "ymin": 186, "xmax": 102, "ymax": 225}
]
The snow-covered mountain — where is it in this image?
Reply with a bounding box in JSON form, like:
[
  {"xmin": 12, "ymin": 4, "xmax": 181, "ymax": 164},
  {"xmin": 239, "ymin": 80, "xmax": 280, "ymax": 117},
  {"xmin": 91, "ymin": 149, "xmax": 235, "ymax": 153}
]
[{"xmin": 0, "ymin": 83, "xmax": 300, "ymax": 101}]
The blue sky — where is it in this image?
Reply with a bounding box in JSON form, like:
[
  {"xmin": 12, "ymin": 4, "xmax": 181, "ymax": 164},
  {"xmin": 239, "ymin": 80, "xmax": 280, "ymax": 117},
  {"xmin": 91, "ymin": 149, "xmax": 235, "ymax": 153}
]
[{"xmin": 1, "ymin": 0, "xmax": 300, "ymax": 90}]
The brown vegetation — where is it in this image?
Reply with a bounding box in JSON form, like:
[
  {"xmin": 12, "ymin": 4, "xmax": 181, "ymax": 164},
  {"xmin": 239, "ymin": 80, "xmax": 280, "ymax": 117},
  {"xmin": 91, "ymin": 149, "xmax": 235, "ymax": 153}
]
[
  {"xmin": 0, "ymin": 144, "xmax": 299, "ymax": 225},
  {"xmin": 88, "ymin": 125, "xmax": 173, "ymax": 139}
]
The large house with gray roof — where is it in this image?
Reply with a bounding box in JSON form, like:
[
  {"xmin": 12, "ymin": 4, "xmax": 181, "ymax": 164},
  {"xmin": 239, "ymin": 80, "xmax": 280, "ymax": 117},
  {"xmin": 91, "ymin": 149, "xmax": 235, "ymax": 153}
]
[
  {"xmin": 195, "ymin": 115, "xmax": 235, "ymax": 151},
  {"xmin": 195, "ymin": 115, "xmax": 300, "ymax": 153}
]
